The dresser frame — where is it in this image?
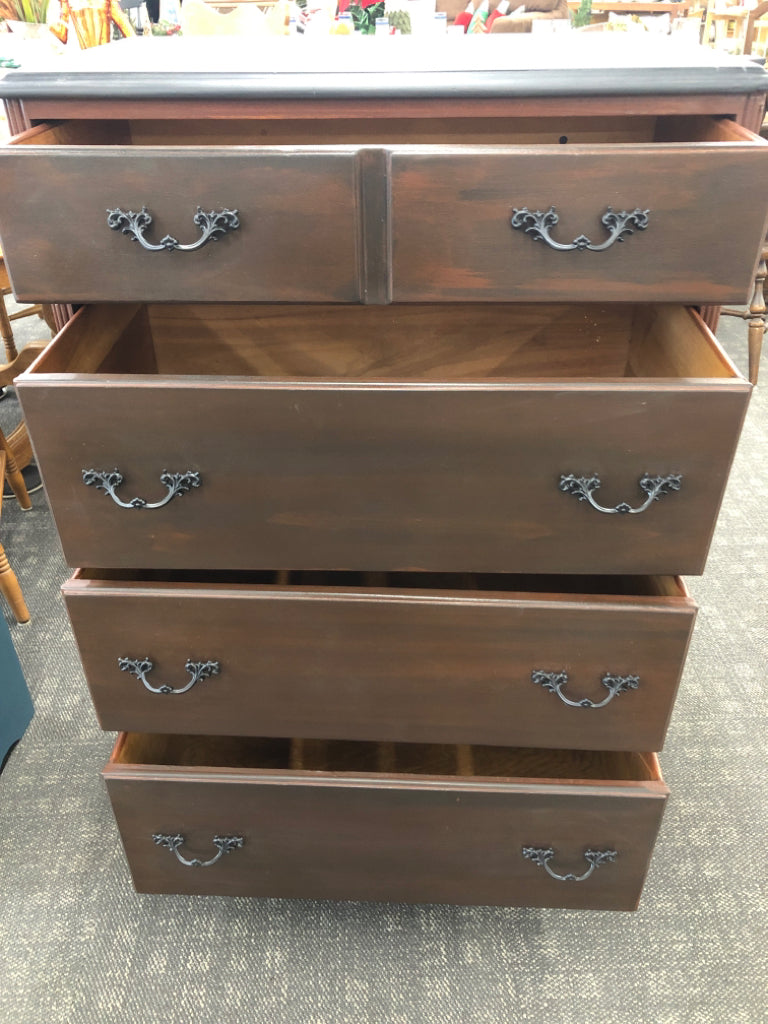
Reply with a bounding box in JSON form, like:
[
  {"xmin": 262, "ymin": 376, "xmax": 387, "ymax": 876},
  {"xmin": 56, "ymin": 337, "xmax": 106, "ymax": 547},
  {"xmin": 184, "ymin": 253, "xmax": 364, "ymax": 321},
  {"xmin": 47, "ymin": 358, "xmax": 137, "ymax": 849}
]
[{"xmin": 1, "ymin": 38, "xmax": 766, "ymax": 910}]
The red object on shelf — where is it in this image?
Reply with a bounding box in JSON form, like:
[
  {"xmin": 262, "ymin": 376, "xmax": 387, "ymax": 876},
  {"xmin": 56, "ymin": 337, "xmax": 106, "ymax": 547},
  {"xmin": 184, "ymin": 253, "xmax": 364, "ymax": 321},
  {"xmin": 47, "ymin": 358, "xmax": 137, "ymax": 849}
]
[
  {"xmin": 485, "ymin": 0, "xmax": 511, "ymax": 30},
  {"xmin": 453, "ymin": 0, "xmax": 475, "ymax": 29}
]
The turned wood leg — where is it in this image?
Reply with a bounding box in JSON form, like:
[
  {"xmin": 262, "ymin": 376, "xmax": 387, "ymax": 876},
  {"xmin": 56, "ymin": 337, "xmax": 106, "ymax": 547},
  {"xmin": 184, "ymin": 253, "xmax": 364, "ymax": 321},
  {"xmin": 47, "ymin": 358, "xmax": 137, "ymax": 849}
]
[
  {"xmin": 747, "ymin": 246, "xmax": 767, "ymax": 386},
  {"xmin": 0, "ymin": 294, "xmax": 17, "ymax": 363},
  {"xmin": 0, "ymin": 429, "xmax": 31, "ymax": 510},
  {"xmin": 716, "ymin": 244, "xmax": 767, "ymax": 386},
  {"xmin": 0, "ymin": 543, "xmax": 30, "ymax": 623},
  {"xmin": 748, "ymin": 316, "xmax": 765, "ymax": 386}
]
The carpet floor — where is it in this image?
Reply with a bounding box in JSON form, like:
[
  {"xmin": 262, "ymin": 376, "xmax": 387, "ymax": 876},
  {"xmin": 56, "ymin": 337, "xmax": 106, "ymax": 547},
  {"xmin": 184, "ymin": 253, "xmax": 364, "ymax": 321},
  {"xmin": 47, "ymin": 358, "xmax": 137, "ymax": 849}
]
[{"xmin": 0, "ymin": 314, "xmax": 765, "ymax": 1024}]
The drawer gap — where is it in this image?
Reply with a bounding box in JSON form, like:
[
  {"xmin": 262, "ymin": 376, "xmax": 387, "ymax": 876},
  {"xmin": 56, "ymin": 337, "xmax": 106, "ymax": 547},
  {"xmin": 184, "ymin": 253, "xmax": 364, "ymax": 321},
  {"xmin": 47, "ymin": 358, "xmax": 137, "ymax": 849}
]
[
  {"xmin": 114, "ymin": 733, "xmax": 662, "ymax": 783},
  {"xmin": 31, "ymin": 303, "xmax": 740, "ymax": 383},
  {"xmin": 13, "ymin": 115, "xmax": 756, "ymax": 149},
  {"xmin": 74, "ymin": 568, "xmax": 688, "ymax": 599}
]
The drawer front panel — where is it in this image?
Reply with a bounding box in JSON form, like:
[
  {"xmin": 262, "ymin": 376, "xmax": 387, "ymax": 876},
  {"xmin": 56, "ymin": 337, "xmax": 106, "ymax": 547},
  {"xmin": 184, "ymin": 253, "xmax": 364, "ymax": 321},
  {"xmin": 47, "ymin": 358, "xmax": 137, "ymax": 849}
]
[
  {"xmin": 63, "ymin": 575, "xmax": 696, "ymax": 750},
  {"xmin": 0, "ymin": 149, "xmax": 360, "ymax": 303},
  {"xmin": 391, "ymin": 146, "xmax": 768, "ymax": 303},
  {"xmin": 104, "ymin": 764, "xmax": 667, "ymax": 909},
  {"xmin": 21, "ymin": 381, "xmax": 748, "ymax": 575}
]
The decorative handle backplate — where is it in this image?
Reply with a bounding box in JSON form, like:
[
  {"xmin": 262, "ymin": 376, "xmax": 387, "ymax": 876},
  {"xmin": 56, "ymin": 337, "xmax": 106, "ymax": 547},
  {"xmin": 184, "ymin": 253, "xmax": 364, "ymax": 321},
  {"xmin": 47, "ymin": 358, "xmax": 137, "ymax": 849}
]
[
  {"xmin": 559, "ymin": 473, "xmax": 682, "ymax": 515},
  {"xmin": 152, "ymin": 834, "xmax": 244, "ymax": 868},
  {"xmin": 522, "ymin": 846, "xmax": 618, "ymax": 882},
  {"xmin": 107, "ymin": 206, "xmax": 240, "ymax": 252},
  {"xmin": 532, "ymin": 670, "xmax": 639, "ymax": 709},
  {"xmin": 82, "ymin": 469, "xmax": 201, "ymax": 509},
  {"xmin": 510, "ymin": 206, "xmax": 649, "ymax": 252},
  {"xmin": 118, "ymin": 657, "xmax": 220, "ymax": 695}
]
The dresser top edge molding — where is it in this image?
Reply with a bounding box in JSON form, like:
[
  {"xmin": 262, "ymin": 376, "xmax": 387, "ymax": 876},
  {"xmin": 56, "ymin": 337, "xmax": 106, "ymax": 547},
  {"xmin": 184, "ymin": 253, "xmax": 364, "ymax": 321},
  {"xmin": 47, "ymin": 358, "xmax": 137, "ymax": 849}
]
[{"xmin": 1, "ymin": 36, "xmax": 767, "ymax": 103}]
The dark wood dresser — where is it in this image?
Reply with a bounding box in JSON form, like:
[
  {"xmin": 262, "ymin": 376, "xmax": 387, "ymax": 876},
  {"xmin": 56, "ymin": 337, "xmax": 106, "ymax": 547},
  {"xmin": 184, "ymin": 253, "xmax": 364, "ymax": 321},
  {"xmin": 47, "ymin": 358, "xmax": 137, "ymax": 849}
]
[{"xmin": 1, "ymin": 37, "xmax": 766, "ymax": 910}]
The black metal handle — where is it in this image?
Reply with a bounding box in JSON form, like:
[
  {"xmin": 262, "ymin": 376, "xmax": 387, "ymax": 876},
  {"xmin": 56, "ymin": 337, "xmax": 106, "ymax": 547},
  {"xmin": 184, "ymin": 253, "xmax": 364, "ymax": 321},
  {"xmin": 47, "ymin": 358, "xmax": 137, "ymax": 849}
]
[
  {"xmin": 152, "ymin": 834, "xmax": 244, "ymax": 868},
  {"xmin": 82, "ymin": 469, "xmax": 201, "ymax": 509},
  {"xmin": 532, "ymin": 670, "xmax": 639, "ymax": 709},
  {"xmin": 522, "ymin": 846, "xmax": 617, "ymax": 882},
  {"xmin": 118, "ymin": 657, "xmax": 220, "ymax": 695},
  {"xmin": 510, "ymin": 206, "xmax": 649, "ymax": 252},
  {"xmin": 107, "ymin": 206, "xmax": 240, "ymax": 252},
  {"xmin": 559, "ymin": 473, "xmax": 681, "ymax": 515}
]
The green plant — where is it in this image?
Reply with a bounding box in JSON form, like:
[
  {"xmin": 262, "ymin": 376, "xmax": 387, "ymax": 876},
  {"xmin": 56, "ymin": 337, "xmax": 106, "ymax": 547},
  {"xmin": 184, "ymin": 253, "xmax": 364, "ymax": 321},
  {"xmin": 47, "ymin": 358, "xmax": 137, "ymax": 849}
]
[
  {"xmin": 0, "ymin": 0, "xmax": 49, "ymax": 22},
  {"xmin": 347, "ymin": 0, "xmax": 384, "ymax": 34},
  {"xmin": 571, "ymin": 0, "xmax": 591, "ymax": 27},
  {"xmin": 387, "ymin": 7, "xmax": 411, "ymax": 32}
]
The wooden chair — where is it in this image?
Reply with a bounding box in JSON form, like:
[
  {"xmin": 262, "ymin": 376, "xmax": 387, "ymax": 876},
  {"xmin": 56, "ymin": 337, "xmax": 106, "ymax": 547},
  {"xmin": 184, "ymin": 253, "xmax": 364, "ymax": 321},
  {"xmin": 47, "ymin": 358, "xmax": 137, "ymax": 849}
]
[
  {"xmin": 702, "ymin": 0, "xmax": 768, "ymax": 53},
  {"xmin": 720, "ymin": 241, "xmax": 767, "ymax": 384},
  {"xmin": 0, "ymin": 254, "xmax": 55, "ymax": 364},
  {"xmin": 743, "ymin": 0, "xmax": 768, "ymax": 53},
  {"xmin": 0, "ymin": 343, "xmax": 49, "ymax": 510},
  {"xmin": 0, "ymin": 450, "xmax": 30, "ymax": 623}
]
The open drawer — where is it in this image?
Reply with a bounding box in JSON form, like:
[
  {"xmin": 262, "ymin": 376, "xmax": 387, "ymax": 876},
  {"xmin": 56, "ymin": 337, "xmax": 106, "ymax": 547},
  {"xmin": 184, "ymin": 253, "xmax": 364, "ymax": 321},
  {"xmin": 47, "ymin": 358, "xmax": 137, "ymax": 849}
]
[
  {"xmin": 18, "ymin": 301, "xmax": 750, "ymax": 576},
  {"xmin": 103, "ymin": 734, "xmax": 668, "ymax": 909},
  {"xmin": 63, "ymin": 570, "xmax": 696, "ymax": 752},
  {"xmin": 0, "ymin": 115, "xmax": 766, "ymax": 304}
]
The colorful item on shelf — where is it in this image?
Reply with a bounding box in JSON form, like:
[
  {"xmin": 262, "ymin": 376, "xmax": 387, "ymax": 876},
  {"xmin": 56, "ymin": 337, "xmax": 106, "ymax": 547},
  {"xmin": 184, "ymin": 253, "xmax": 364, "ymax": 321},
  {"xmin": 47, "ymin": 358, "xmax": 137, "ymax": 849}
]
[
  {"xmin": 467, "ymin": 0, "xmax": 490, "ymax": 30},
  {"xmin": 453, "ymin": 0, "xmax": 474, "ymax": 28},
  {"xmin": 49, "ymin": 0, "xmax": 134, "ymax": 47}
]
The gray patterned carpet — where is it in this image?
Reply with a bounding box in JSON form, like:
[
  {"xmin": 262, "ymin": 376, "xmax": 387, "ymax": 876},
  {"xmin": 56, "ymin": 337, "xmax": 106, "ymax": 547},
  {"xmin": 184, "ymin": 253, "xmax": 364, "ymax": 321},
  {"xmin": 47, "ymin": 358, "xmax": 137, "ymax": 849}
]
[{"xmin": 0, "ymin": 314, "xmax": 765, "ymax": 1024}]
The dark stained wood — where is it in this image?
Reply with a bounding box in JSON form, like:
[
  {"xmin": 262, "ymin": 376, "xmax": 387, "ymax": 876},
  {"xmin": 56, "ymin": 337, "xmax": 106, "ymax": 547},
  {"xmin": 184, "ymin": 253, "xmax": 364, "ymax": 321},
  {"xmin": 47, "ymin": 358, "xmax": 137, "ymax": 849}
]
[
  {"xmin": 103, "ymin": 733, "xmax": 668, "ymax": 908},
  {"xmin": 391, "ymin": 129, "xmax": 768, "ymax": 305},
  {"xmin": 1, "ymin": 116, "xmax": 767, "ymax": 304},
  {"xmin": 3, "ymin": 99, "xmax": 27, "ymax": 137},
  {"xmin": 125, "ymin": 115, "xmax": 660, "ymax": 147},
  {"xmin": 0, "ymin": 142, "xmax": 361, "ymax": 304},
  {"xmin": 4, "ymin": 51, "xmax": 766, "ymax": 910},
  {"xmin": 17, "ymin": 302, "xmax": 749, "ymax": 576},
  {"xmin": 356, "ymin": 147, "xmax": 392, "ymax": 306},
  {"xmin": 18, "ymin": 92, "xmax": 762, "ymax": 124},
  {"xmin": 64, "ymin": 570, "xmax": 695, "ymax": 751}
]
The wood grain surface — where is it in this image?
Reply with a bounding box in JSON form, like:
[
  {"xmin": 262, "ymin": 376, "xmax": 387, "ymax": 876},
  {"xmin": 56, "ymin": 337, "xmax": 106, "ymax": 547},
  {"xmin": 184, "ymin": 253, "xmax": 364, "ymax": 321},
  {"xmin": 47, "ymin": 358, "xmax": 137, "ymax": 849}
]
[
  {"xmin": 0, "ymin": 140, "xmax": 361, "ymax": 304},
  {"xmin": 391, "ymin": 136, "xmax": 768, "ymax": 304},
  {"xmin": 63, "ymin": 570, "xmax": 695, "ymax": 751},
  {"xmin": 18, "ymin": 302, "xmax": 749, "ymax": 575},
  {"xmin": 1, "ymin": 115, "xmax": 766, "ymax": 304},
  {"xmin": 103, "ymin": 734, "xmax": 667, "ymax": 908}
]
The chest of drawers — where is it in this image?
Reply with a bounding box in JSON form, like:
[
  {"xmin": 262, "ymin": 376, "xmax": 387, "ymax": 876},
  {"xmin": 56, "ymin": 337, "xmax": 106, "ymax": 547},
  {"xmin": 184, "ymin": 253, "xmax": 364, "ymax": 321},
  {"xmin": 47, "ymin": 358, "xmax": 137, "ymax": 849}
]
[{"xmin": 1, "ymin": 36, "xmax": 766, "ymax": 911}]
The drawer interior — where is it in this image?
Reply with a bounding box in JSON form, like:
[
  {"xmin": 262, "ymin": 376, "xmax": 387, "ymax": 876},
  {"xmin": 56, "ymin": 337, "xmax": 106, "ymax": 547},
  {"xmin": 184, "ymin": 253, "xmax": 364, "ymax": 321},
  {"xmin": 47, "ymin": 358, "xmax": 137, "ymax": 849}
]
[
  {"xmin": 114, "ymin": 733, "xmax": 661, "ymax": 783},
  {"xmin": 74, "ymin": 568, "xmax": 687, "ymax": 600},
  {"xmin": 32, "ymin": 303, "xmax": 739, "ymax": 383},
  {"xmin": 17, "ymin": 115, "xmax": 760, "ymax": 148}
]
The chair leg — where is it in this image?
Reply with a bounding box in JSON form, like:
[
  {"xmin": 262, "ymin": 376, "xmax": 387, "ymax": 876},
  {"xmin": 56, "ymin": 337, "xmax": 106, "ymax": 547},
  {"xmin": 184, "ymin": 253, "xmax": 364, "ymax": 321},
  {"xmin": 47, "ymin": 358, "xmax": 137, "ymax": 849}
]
[
  {"xmin": 747, "ymin": 246, "xmax": 767, "ymax": 386},
  {"xmin": 0, "ymin": 542, "xmax": 30, "ymax": 623},
  {"xmin": 0, "ymin": 429, "xmax": 31, "ymax": 511},
  {"xmin": 0, "ymin": 293, "xmax": 18, "ymax": 363},
  {"xmin": 40, "ymin": 303, "xmax": 57, "ymax": 334},
  {"xmin": 747, "ymin": 317, "xmax": 765, "ymax": 386}
]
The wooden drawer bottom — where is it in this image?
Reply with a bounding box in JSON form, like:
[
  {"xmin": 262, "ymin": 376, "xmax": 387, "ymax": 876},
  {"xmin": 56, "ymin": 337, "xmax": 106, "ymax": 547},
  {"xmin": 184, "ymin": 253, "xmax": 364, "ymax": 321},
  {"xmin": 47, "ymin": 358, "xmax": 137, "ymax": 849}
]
[{"xmin": 104, "ymin": 734, "xmax": 668, "ymax": 910}]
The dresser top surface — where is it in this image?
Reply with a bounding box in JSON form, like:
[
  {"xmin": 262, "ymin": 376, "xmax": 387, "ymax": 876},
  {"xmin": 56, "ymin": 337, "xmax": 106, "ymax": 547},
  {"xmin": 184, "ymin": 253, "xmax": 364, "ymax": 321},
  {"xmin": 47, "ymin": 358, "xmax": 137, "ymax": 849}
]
[{"xmin": 1, "ymin": 36, "xmax": 767, "ymax": 101}]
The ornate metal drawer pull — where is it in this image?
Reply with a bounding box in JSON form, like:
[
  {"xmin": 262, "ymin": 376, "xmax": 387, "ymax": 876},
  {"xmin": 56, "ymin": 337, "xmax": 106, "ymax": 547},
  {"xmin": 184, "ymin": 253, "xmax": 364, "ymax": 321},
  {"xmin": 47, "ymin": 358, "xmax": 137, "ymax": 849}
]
[
  {"xmin": 559, "ymin": 473, "xmax": 682, "ymax": 515},
  {"xmin": 107, "ymin": 205, "xmax": 240, "ymax": 252},
  {"xmin": 510, "ymin": 206, "xmax": 649, "ymax": 252},
  {"xmin": 82, "ymin": 469, "xmax": 201, "ymax": 509},
  {"xmin": 522, "ymin": 846, "xmax": 618, "ymax": 882},
  {"xmin": 152, "ymin": 834, "xmax": 244, "ymax": 868},
  {"xmin": 532, "ymin": 670, "xmax": 639, "ymax": 709},
  {"xmin": 118, "ymin": 657, "xmax": 220, "ymax": 695}
]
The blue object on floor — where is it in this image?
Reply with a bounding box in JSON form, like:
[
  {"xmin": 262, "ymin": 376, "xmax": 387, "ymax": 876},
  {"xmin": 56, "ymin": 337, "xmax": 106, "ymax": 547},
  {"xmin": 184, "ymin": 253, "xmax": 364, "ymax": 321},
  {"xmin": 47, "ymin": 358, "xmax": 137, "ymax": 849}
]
[{"xmin": 0, "ymin": 614, "xmax": 33, "ymax": 772}]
